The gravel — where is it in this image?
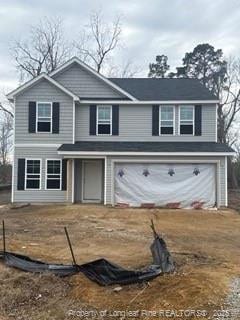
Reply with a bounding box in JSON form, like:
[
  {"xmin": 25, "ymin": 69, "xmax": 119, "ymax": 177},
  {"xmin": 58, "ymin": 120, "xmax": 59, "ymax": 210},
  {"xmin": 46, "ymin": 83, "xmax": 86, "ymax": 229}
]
[{"xmin": 213, "ymin": 277, "xmax": 240, "ymax": 319}]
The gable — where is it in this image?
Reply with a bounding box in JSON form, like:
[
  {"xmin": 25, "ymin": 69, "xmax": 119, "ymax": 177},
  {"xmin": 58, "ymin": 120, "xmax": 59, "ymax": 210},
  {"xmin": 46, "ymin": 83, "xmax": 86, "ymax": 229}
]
[
  {"xmin": 15, "ymin": 78, "xmax": 73, "ymax": 101},
  {"xmin": 7, "ymin": 73, "xmax": 79, "ymax": 101},
  {"xmin": 52, "ymin": 62, "xmax": 127, "ymax": 99}
]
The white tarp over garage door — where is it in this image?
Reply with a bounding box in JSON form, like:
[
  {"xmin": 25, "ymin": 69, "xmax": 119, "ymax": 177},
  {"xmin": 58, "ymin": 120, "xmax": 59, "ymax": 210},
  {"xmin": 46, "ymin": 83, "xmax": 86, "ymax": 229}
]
[{"xmin": 114, "ymin": 163, "xmax": 216, "ymax": 208}]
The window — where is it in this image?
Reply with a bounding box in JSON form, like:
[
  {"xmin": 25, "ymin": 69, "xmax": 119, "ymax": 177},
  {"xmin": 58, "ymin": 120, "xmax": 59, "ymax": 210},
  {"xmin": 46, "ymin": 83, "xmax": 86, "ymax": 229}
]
[
  {"xmin": 25, "ymin": 159, "xmax": 41, "ymax": 189},
  {"xmin": 46, "ymin": 160, "xmax": 61, "ymax": 190},
  {"xmin": 160, "ymin": 106, "xmax": 174, "ymax": 135},
  {"xmin": 37, "ymin": 102, "xmax": 52, "ymax": 132},
  {"xmin": 97, "ymin": 106, "xmax": 112, "ymax": 135},
  {"xmin": 180, "ymin": 106, "xmax": 194, "ymax": 135}
]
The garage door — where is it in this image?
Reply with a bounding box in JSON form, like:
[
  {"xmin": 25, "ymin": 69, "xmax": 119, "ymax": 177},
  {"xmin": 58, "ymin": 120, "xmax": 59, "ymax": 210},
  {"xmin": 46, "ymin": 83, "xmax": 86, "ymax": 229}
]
[{"xmin": 114, "ymin": 163, "xmax": 216, "ymax": 208}]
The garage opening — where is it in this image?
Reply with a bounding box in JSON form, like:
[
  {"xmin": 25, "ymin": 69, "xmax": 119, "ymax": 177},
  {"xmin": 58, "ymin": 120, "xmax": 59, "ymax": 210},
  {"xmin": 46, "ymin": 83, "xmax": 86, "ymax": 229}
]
[{"xmin": 114, "ymin": 163, "xmax": 216, "ymax": 209}]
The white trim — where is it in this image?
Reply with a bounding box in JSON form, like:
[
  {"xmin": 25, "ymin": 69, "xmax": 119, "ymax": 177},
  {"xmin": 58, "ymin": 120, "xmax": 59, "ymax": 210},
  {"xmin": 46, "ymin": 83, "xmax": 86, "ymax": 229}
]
[
  {"xmin": 15, "ymin": 144, "xmax": 61, "ymax": 148},
  {"xmin": 110, "ymin": 159, "xmax": 221, "ymax": 207},
  {"xmin": 25, "ymin": 158, "xmax": 42, "ymax": 190},
  {"xmin": 81, "ymin": 161, "xmax": 84, "ymax": 202},
  {"xmin": 159, "ymin": 105, "xmax": 175, "ymax": 136},
  {"xmin": 225, "ymin": 156, "xmax": 228, "ymax": 206},
  {"xmin": 36, "ymin": 102, "xmax": 52, "ymax": 133},
  {"xmin": 45, "ymin": 159, "xmax": 62, "ymax": 191},
  {"xmin": 7, "ymin": 73, "xmax": 79, "ymax": 101},
  {"xmin": 80, "ymin": 100, "xmax": 219, "ymax": 105},
  {"xmin": 215, "ymin": 103, "xmax": 218, "ymax": 142},
  {"xmin": 72, "ymin": 159, "xmax": 75, "ymax": 203},
  {"xmin": 58, "ymin": 151, "xmax": 235, "ymax": 156},
  {"xmin": 104, "ymin": 157, "xmax": 107, "ymax": 205},
  {"xmin": 49, "ymin": 57, "xmax": 137, "ymax": 101},
  {"xmin": 11, "ymin": 98, "xmax": 16, "ymax": 203},
  {"xmin": 111, "ymin": 159, "xmax": 221, "ymax": 163},
  {"xmin": 179, "ymin": 105, "xmax": 195, "ymax": 136},
  {"xmin": 217, "ymin": 161, "xmax": 221, "ymax": 207},
  {"xmin": 62, "ymin": 155, "xmax": 106, "ymax": 159},
  {"xmin": 73, "ymin": 100, "xmax": 75, "ymax": 143},
  {"xmin": 96, "ymin": 105, "xmax": 112, "ymax": 136}
]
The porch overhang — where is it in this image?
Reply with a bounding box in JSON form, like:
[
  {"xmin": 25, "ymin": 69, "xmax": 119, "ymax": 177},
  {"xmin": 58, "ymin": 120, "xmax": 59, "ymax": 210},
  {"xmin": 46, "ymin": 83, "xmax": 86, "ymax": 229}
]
[{"xmin": 57, "ymin": 141, "xmax": 235, "ymax": 157}]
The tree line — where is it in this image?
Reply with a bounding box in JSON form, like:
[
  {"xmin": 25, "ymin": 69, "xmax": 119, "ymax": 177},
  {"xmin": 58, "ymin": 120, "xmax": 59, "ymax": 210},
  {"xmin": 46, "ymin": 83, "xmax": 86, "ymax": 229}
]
[{"xmin": 0, "ymin": 15, "xmax": 240, "ymax": 188}]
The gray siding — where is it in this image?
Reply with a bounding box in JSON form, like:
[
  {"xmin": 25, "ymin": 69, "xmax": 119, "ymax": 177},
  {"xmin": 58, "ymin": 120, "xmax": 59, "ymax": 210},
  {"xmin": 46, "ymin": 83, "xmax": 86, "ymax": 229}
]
[
  {"xmin": 13, "ymin": 147, "xmax": 227, "ymax": 206},
  {"xmin": 15, "ymin": 79, "xmax": 73, "ymax": 144},
  {"xmin": 105, "ymin": 155, "xmax": 226, "ymax": 207},
  {"xmin": 13, "ymin": 147, "xmax": 67, "ymax": 202},
  {"xmin": 53, "ymin": 62, "xmax": 125, "ymax": 98},
  {"xmin": 75, "ymin": 104, "xmax": 216, "ymax": 142}
]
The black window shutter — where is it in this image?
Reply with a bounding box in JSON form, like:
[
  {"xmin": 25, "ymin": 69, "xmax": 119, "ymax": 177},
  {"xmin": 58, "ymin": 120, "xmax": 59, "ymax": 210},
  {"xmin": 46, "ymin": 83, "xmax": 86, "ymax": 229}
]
[
  {"xmin": 152, "ymin": 105, "xmax": 159, "ymax": 136},
  {"xmin": 28, "ymin": 101, "xmax": 36, "ymax": 133},
  {"xmin": 195, "ymin": 105, "xmax": 202, "ymax": 136},
  {"xmin": 62, "ymin": 159, "xmax": 67, "ymax": 191},
  {"xmin": 112, "ymin": 105, "xmax": 119, "ymax": 135},
  {"xmin": 89, "ymin": 105, "xmax": 96, "ymax": 135},
  {"xmin": 17, "ymin": 159, "xmax": 25, "ymax": 190},
  {"xmin": 52, "ymin": 102, "xmax": 60, "ymax": 134}
]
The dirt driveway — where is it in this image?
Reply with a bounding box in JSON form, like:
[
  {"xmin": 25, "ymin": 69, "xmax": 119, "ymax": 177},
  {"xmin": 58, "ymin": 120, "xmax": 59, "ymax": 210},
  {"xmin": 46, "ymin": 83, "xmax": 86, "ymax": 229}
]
[{"xmin": 0, "ymin": 204, "xmax": 239, "ymax": 320}]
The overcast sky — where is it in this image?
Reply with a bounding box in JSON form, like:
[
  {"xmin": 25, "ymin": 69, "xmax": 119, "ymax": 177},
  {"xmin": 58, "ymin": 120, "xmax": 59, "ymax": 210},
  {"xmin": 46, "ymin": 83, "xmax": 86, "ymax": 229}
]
[{"xmin": 1, "ymin": 0, "xmax": 240, "ymax": 94}]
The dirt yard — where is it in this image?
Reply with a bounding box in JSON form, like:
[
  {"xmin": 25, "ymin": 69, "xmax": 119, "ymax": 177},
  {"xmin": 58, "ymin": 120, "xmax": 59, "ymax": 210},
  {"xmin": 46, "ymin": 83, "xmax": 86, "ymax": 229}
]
[{"xmin": 0, "ymin": 204, "xmax": 239, "ymax": 320}]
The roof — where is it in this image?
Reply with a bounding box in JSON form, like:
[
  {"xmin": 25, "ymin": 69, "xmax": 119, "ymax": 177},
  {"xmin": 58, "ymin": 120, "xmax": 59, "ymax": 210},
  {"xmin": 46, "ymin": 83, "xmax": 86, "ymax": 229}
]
[
  {"xmin": 58, "ymin": 141, "xmax": 234, "ymax": 154},
  {"xmin": 108, "ymin": 78, "xmax": 218, "ymax": 101}
]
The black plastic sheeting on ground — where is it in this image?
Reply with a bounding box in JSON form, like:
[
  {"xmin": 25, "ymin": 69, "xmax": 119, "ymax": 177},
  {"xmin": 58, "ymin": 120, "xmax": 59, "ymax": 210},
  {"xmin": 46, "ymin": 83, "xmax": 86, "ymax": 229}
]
[{"xmin": 0, "ymin": 230, "xmax": 175, "ymax": 286}]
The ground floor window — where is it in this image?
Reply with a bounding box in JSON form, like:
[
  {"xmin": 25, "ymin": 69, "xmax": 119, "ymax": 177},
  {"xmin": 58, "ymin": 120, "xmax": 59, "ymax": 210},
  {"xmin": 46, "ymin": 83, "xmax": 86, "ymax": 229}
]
[
  {"xmin": 25, "ymin": 159, "xmax": 41, "ymax": 189},
  {"xmin": 46, "ymin": 159, "xmax": 62, "ymax": 190}
]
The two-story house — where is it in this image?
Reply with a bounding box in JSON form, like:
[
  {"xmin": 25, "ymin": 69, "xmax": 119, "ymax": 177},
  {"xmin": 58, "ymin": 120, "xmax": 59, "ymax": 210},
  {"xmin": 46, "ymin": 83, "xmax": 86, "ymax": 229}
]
[{"xmin": 7, "ymin": 57, "xmax": 234, "ymax": 208}]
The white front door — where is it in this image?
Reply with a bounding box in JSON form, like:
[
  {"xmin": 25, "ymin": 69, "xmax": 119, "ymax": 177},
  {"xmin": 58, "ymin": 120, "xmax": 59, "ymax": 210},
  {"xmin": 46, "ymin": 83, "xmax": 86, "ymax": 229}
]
[{"xmin": 82, "ymin": 160, "xmax": 103, "ymax": 202}]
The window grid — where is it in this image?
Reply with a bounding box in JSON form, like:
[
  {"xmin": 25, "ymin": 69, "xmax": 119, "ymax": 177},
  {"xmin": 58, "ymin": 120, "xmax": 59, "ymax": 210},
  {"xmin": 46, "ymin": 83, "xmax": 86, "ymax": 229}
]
[
  {"xmin": 36, "ymin": 102, "xmax": 52, "ymax": 133},
  {"xmin": 46, "ymin": 159, "xmax": 62, "ymax": 190},
  {"xmin": 25, "ymin": 159, "xmax": 41, "ymax": 190},
  {"xmin": 97, "ymin": 105, "xmax": 112, "ymax": 135},
  {"xmin": 159, "ymin": 106, "xmax": 175, "ymax": 135},
  {"xmin": 179, "ymin": 106, "xmax": 194, "ymax": 135}
]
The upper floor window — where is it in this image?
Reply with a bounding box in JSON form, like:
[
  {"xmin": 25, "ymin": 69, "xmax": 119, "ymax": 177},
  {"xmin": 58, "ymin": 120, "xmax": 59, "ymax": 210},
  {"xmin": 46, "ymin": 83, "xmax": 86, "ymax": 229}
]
[
  {"xmin": 159, "ymin": 106, "xmax": 174, "ymax": 135},
  {"xmin": 97, "ymin": 105, "xmax": 112, "ymax": 135},
  {"xmin": 25, "ymin": 159, "xmax": 41, "ymax": 190},
  {"xmin": 179, "ymin": 106, "xmax": 194, "ymax": 135},
  {"xmin": 37, "ymin": 102, "xmax": 52, "ymax": 132},
  {"xmin": 46, "ymin": 159, "xmax": 61, "ymax": 190}
]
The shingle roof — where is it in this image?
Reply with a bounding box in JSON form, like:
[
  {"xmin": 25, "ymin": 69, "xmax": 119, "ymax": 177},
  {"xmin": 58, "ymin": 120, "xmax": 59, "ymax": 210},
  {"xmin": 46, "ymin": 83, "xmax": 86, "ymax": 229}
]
[
  {"xmin": 108, "ymin": 78, "xmax": 218, "ymax": 101},
  {"xmin": 58, "ymin": 141, "xmax": 233, "ymax": 153}
]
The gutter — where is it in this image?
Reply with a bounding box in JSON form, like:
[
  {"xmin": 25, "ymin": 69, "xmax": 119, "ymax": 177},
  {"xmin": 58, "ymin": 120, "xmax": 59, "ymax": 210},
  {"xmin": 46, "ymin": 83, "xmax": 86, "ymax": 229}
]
[{"xmin": 57, "ymin": 151, "xmax": 235, "ymax": 156}]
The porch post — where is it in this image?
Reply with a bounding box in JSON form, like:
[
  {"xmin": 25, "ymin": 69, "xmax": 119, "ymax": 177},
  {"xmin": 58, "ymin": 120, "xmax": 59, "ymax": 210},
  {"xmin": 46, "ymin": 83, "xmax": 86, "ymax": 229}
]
[{"xmin": 72, "ymin": 159, "xmax": 75, "ymax": 203}]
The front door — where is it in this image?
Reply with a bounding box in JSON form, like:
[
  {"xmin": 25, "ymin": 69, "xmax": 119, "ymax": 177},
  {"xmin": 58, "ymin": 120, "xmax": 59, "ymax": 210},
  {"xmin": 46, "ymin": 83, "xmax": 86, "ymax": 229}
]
[{"xmin": 82, "ymin": 160, "xmax": 103, "ymax": 202}]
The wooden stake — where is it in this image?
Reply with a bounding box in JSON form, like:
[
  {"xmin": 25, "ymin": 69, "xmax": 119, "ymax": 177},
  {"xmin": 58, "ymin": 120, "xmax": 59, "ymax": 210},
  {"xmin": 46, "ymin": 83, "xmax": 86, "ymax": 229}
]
[
  {"xmin": 64, "ymin": 227, "xmax": 77, "ymax": 265},
  {"xmin": 2, "ymin": 220, "xmax": 6, "ymax": 254}
]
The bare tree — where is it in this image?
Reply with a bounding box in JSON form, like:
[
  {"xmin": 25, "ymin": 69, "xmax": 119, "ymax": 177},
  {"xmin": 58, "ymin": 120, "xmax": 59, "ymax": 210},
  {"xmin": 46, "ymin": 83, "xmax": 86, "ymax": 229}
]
[
  {"xmin": 0, "ymin": 112, "xmax": 13, "ymax": 165},
  {"xmin": 75, "ymin": 11, "xmax": 122, "ymax": 73},
  {"xmin": 218, "ymin": 57, "xmax": 240, "ymax": 145},
  {"xmin": 0, "ymin": 102, "xmax": 13, "ymax": 118},
  {"xmin": 0, "ymin": 88, "xmax": 14, "ymax": 118},
  {"xmin": 107, "ymin": 59, "xmax": 142, "ymax": 78},
  {"xmin": 12, "ymin": 17, "xmax": 70, "ymax": 82}
]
